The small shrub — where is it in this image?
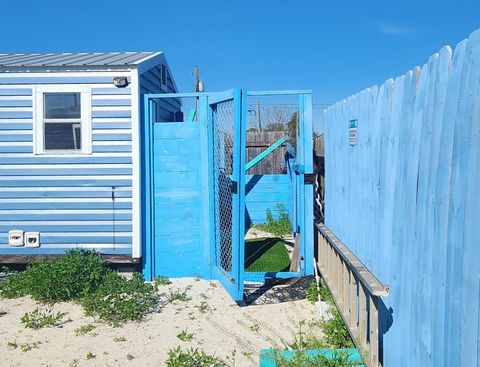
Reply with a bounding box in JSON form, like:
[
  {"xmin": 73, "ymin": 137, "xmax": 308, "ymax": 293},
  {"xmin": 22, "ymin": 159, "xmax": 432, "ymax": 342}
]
[
  {"xmin": 86, "ymin": 351, "xmax": 96, "ymax": 360},
  {"xmin": 0, "ymin": 249, "xmax": 106, "ymax": 303},
  {"xmin": 126, "ymin": 353, "xmax": 134, "ymax": 361},
  {"xmin": 176, "ymin": 329, "xmax": 194, "ymax": 341},
  {"xmin": 322, "ymin": 309, "xmax": 354, "ymax": 348},
  {"xmin": 75, "ymin": 323, "xmax": 96, "ymax": 336},
  {"xmin": 21, "ymin": 307, "xmax": 67, "ymax": 330},
  {"xmin": 81, "ymin": 272, "xmax": 159, "ymax": 325},
  {"xmin": 254, "ymin": 204, "xmax": 292, "ymax": 236},
  {"xmin": 166, "ymin": 347, "xmax": 227, "ymax": 367},
  {"xmin": 154, "ymin": 275, "xmax": 171, "ymax": 286}
]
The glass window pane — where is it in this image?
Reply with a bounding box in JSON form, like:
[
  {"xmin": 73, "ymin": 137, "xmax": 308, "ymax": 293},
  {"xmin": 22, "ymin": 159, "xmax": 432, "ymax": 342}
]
[
  {"xmin": 44, "ymin": 122, "xmax": 81, "ymax": 151},
  {"xmin": 44, "ymin": 93, "xmax": 81, "ymax": 119}
]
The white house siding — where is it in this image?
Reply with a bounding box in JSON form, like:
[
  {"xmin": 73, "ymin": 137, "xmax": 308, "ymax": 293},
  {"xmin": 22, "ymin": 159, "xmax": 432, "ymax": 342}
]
[{"xmin": 0, "ymin": 71, "xmax": 135, "ymax": 255}]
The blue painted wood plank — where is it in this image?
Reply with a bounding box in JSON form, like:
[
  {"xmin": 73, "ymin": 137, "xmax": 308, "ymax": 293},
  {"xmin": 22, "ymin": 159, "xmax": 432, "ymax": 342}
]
[
  {"xmin": 0, "ymin": 178, "xmax": 131, "ymax": 187},
  {"xmin": 0, "ymin": 221, "xmax": 132, "ymax": 232},
  {"xmin": 0, "ymin": 145, "xmax": 32, "ymax": 153},
  {"xmin": 153, "ymin": 123, "xmax": 200, "ymax": 138},
  {"xmin": 92, "ymin": 133, "xmax": 132, "ymax": 141},
  {"xmin": 91, "ymin": 110, "xmax": 132, "ymax": 118},
  {"xmin": 91, "ymin": 87, "xmax": 131, "ymax": 95},
  {"xmin": 0, "ymin": 211, "xmax": 132, "ymax": 221},
  {"xmin": 0, "ymin": 233, "xmax": 132, "ymax": 245},
  {"xmin": 0, "ymin": 133, "xmax": 32, "ymax": 142},
  {"xmin": 0, "ymin": 201, "xmax": 132, "ymax": 210},
  {"xmin": 91, "ymin": 99, "xmax": 131, "ymax": 107},
  {"xmin": 0, "ymin": 156, "xmax": 132, "ymax": 164},
  {"xmin": 0, "ymin": 189, "xmax": 131, "ymax": 198},
  {"xmin": 0, "ymin": 247, "xmax": 132, "ymax": 256},
  {"xmin": 0, "ymin": 122, "xmax": 32, "ymax": 130},
  {"xmin": 92, "ymin": 144, "xmax": 132, "ymax": 153},
  {"xmin": 153, "ymin": 171, "xmax": 200, "ymax": 189},
  {"xmin": 0, "ymin": 88, "xmax": 32, "ymax": 96},
  {"xmin": 92, "ymin": 122, "xmax": 131, "ymax": 129},
  {"xmin": 0, "ymin": 100, "xmax": 32, "ymax": 107},
  {"xmin": 0, "ymin": 111, "xmax": 32, "ymax": 119}
]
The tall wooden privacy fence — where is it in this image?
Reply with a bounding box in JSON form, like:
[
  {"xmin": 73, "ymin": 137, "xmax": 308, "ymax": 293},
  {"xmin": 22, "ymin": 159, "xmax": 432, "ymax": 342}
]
[
  {"xmin": 323, "ymin": 28, "xmax": 480, "ymax": 367},
  {"xmin": 246, "ymin": 131, "xmax": 287, "ymax": 174}
]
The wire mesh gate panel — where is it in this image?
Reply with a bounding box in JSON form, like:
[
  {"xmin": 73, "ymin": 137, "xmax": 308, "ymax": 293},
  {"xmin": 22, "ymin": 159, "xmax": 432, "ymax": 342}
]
[
  {"xmin": 243, "ymin": 91, "xmax": 314, "ymax": 283},
  {"xmin": 209, "ymin": 89, "xmax": 246, "ymax": 301}
]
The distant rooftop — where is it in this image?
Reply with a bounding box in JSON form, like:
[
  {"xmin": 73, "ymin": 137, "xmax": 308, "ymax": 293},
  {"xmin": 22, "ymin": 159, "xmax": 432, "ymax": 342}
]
[{"xmin": 0, "ymin": 52, "xmax": 161, "ymax": 68}]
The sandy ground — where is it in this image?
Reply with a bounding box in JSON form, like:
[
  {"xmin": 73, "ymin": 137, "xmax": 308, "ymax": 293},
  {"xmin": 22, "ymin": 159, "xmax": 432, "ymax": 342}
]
[{"xmin": 0, "ymin": 277, "xmax": 321, "ymax": 367}]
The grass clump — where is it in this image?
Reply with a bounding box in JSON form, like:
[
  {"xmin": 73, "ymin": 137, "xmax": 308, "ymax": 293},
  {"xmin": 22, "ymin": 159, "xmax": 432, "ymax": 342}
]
[
  {"xmin": 166, "ymin": 346, "xmax": 227, "ymax": 367},
  {"xmin": 75, "ymin": 323, "xmax": 96, "ymax": 336},
  {"xmin": 81, "ymin": 271, "xmax": 159, "ymax": 326},
  {"xmin": 21, "ymin": 307, "xmax": 68, "ymax": 330},
  {"xmin": 0, "ymin": 249, "xmax": 159, "ymax": 325},
  {"xmin": 254, "ymin": 204, "xmax": 292, "ymax": 237},
  {"xmin": 168, "ymin": 289, "xmax": 190, "ymax": 303}
]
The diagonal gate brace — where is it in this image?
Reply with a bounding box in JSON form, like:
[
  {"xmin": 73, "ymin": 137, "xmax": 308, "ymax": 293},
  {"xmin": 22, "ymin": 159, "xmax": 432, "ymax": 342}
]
[{"xmin": 245, "ymin": 136, "xmax": 288, "ymax": 172}]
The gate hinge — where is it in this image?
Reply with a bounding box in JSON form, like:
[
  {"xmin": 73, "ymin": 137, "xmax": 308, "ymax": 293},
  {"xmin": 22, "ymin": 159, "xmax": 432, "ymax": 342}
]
[
  {"xmin": 230, "ymin": 180, "xmax": 238, "ymax": 194},
  {"xmin": 304, "ymin": 173, "xmax": 316, "ymax": 184}
]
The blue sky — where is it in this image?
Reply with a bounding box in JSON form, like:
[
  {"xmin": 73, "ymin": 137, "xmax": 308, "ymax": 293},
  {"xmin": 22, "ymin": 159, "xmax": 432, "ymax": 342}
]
[{"xmin": 1, "ymin": 0, "xmax": 479, "ymax": 130}]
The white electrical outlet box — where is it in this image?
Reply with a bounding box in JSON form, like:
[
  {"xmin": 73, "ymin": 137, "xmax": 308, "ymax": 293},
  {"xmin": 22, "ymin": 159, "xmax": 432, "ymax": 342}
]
[
  {"xmin": 8, "ymin": 230, "xmax": 24, "ymax": 247},
  {"xmin": 24, "ymin": 232, "xmax": 40, "ymax": 248}
]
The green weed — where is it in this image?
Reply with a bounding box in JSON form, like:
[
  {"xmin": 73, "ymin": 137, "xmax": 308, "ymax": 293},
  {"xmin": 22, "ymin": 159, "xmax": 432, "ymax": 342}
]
[
  {"xmin": 113, "ymin": 336, "xmax": 127, "ymax": 342},
  {"xmin": 254, "ymin": 204, "xmax": 292, "ymax": 236},
  {"xmin": 126, "ymin": 353, "xmax": 134, "ymax": 361},
  {"xmin": 154, "ymin": 275, "xmax": 171, "ymax": 286},
  {"xmin": 195, "ymin": 300, "xmax": 213, "ymax": 314},
  {"xmin": 75, "ymin": 323, "xmax": 96, "ymax": 336},
  {"xmin": 80, "ymin": 271, "xmax": 159, "ymax": 326},
  {"xmin": 21, "ymin": 307, "xmax": 67, "ymax": 330},
  {"xmin": 168, "ymin": 290, "xmax": 190, "ymax": 303},
  {"xmin": 166, "ymin": 346, "xmax": 227, "ymax": 367},
  {"xmin": 86, "ymin": 351, "xmax": 96, "ymax": 360},
  {"xmin": 176, "ymin": 329, "xmax": 194, "ymax": 342}
]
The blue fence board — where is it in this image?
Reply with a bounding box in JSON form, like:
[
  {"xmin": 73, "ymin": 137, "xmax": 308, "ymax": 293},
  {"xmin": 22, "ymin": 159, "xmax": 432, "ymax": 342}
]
[{"xmin": 324, "ymin": 29, "xmax": 480, "ymax": 367}]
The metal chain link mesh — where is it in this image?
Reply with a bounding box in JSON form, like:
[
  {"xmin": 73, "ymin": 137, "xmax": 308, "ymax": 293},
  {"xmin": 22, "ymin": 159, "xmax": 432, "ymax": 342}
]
[{"xmin": 212, "ymin": 100, "xmax": 235, "ymax": 277}]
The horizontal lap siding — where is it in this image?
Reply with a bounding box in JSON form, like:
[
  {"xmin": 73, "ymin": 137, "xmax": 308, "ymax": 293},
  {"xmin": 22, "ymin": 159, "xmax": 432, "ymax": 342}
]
[{"xmin": 0, "ymin": 72, "xmax": 134, "ymax": 255}]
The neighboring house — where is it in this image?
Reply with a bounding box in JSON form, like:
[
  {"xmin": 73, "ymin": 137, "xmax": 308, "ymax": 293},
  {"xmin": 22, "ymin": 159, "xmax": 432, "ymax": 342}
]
[{"xmin": 0, "ymin": 52, "xmax": 179, "ymax": 261}]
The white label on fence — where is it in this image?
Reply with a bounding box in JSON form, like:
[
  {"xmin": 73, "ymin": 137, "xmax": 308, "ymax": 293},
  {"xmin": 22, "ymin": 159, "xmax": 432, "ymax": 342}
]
[{"xmin": 349, "ymin": 119, "xmax": 358, "ymax": 146}]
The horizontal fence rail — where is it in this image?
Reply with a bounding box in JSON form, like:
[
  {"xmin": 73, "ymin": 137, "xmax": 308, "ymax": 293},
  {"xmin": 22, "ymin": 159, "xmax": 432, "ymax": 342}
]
[{"xmin": 316, "ymin": 223, "xmax": 389, "ymax": 367}]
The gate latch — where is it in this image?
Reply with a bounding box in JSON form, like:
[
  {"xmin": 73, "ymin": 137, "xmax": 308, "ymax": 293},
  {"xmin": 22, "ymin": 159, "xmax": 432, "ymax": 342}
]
[
  {"xmin": 304, "ymin": 173, "xmax": 316, "ymax": 184},
  {"xmin": 230, "ymin": 180, "xmax": 238, "ymax": 194}
]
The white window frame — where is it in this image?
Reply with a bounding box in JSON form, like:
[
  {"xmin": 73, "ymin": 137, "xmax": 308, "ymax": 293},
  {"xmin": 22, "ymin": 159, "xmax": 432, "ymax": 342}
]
[{"xmin": 34, "ymin": 85, "xmax": 92, "ymax": 155}]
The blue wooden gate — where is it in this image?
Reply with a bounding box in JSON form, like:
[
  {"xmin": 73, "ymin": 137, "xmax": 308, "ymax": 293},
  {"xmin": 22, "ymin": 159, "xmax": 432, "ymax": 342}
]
[
  {"xmin": 142, "ymin": 89, "xmax": 310, "ymax": 302},
  {"xmin": 209, "ymin": 89, "xmax": 246, "ymax": 301}
]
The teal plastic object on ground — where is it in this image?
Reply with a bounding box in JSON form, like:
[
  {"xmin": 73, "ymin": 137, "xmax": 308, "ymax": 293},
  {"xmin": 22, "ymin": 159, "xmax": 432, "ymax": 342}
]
[
  {"xmin": 245, "ymin": 136, "xmax": 288, "ymax": 171},
  {"xmin": 259, "ymin": 348, "xmax": 364, "ymax": 367}
]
